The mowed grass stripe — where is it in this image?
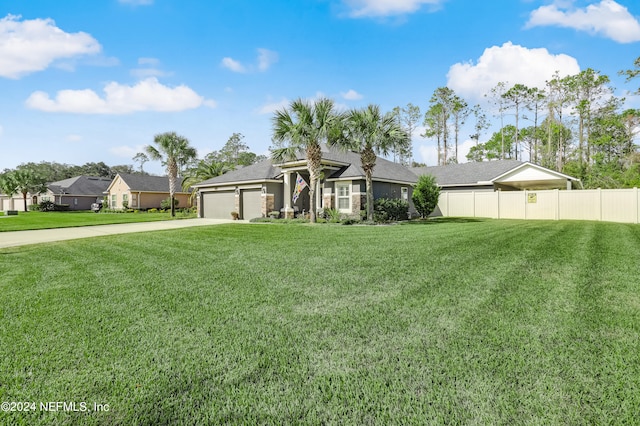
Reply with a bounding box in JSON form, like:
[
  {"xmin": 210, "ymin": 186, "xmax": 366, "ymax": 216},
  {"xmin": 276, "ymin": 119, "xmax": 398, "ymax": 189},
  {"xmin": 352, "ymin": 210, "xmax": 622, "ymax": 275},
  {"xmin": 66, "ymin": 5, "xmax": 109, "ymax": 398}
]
[{"xmin": 1, "ymin": 220, "xmax": 639, "ymax": 424}]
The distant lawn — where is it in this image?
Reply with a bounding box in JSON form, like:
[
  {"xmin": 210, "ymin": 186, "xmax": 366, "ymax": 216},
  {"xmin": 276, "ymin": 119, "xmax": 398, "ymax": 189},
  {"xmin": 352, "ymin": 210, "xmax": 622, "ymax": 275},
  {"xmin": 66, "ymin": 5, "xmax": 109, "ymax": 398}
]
[
  {"xmin": 0, "ymin": 211, "xmax": 195, "ymax": 232},
  {"xmin": 1, "ymin": 220, "xmax": 639, "ymax": 424}
]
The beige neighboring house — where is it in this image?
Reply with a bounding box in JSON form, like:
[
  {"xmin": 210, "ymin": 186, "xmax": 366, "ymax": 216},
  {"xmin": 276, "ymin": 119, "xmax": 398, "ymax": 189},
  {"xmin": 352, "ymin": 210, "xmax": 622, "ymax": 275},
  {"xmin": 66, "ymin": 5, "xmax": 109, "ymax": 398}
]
[
  {"xmin": 1, "ymin": 192, "xmax": 36, "ymax": 212},
  {"xmin": 106, "ymin": 173, "xmax": 191, "ymax": 210}
]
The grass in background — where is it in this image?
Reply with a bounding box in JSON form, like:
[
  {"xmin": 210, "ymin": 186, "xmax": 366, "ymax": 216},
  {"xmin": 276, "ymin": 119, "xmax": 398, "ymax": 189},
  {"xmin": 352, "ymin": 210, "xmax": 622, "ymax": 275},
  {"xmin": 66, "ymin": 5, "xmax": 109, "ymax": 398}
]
[
  {"xmin": 0, "ymin": 211, "xmax": 195, "ymax": 232},
  {"xmin": 1, "ymin": 219, "xmax": 639, "ymax": 424}
]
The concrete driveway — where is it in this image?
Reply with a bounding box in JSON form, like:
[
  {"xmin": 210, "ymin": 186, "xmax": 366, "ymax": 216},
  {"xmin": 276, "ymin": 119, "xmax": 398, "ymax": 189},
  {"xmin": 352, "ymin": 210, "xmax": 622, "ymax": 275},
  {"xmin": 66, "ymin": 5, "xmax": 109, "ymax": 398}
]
[{"xmin": 0, "ymin": 218, "xmax": 244, "ymax": 249}]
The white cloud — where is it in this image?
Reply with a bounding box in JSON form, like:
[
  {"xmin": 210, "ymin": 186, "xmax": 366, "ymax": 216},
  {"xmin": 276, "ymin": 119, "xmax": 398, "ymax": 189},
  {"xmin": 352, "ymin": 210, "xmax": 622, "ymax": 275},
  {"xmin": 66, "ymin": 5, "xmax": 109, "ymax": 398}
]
[
  {"xmin": 221, "ymin": 57, "xmax": 246, "ymax": 73},
  {"xmin": 418, "ymin": 138, "xmax": 475, "ymax": 165},
  {"xmin": 341, "ymin": 89, "xmax": 363, "ymax": 100},
  {"xmin": 138, "ymin": 57, "xmax": 159, "ymax": 66},
  {"xmin": 418, "ymin": 143, "xmax": 438, "ymax": 166},
  {"xmin": 130, "ymin": 57, "xmax": 170, "ymax": 78},
  {"xmin": 257, "ymin": 98, "xmax": 290, "ymax": 115},
  {"xmin": 526, "ymin": 0, "xmax": 640, "ymax": 43},
  {"xmin": 0, "ymin": 14, "xmax": 101, "ymax": 79},
  {"xmin": 343, "ymin": 0, "xmax": 444, "ymax": 17},
  {"xmin": 447, "ymin": 42, "xmax": 580, "ymax": 101},
  {"xmin": 66, "ymin": 134, "xmax": 82, "ymax": 142},
  {"xmin": 257, "ymin": 48, "xmax": 279, "ymax": 71},
  {"xmin": 25, "ymin": 77, "xmax": 215, "ymax": 114},
  {"xmin": 222, "ymin": 48, "xmax": 279, "ymax": 73}
]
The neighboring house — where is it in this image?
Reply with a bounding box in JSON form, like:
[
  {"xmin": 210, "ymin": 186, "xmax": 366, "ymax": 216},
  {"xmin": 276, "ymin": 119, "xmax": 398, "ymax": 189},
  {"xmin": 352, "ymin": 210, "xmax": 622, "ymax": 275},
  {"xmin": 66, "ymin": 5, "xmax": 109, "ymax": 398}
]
[
  {"xmin": 106, "ymin": 173, "xmax": 191, "ymax": 210},
  {"xmin": 43, "ymin": 176, "xmax": 113, "ymax": 210},
  {"xmin": 412, "ymin": 160, "xmax": 582, "ymax": 192},
  {"xmin": 1, "ymin": 193, "xmax": 35, "ymax": 211},
  {"xmin": 194, "ymin": 145, "xmax": 417, "ymax": 220}
]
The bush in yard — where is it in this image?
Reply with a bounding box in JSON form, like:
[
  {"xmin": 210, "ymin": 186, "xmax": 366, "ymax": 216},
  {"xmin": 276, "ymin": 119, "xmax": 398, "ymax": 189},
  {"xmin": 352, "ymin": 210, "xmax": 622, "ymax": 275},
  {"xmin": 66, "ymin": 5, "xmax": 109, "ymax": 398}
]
[
  {"xmin": 373, "ymin": 198, "xmax": 409, "ymax": 222},
  {"xmin": 321, "ymin": 208, "xmax": 341, "ymax": 223},
  {"xmin": 412, "ymin": 174, "xmax": 441, "ymax": 218},
  {"xmin": 38, "ymin": 200, "xmax": 55, "ymax": 211}
]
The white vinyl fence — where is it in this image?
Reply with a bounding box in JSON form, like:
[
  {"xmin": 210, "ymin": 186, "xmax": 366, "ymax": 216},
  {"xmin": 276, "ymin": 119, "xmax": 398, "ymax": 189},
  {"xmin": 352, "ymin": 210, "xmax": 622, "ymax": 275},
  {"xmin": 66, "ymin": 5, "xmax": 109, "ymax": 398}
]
[{"xmin": 437, "ymin": 188, "xmax": 640, "ymax": 224}]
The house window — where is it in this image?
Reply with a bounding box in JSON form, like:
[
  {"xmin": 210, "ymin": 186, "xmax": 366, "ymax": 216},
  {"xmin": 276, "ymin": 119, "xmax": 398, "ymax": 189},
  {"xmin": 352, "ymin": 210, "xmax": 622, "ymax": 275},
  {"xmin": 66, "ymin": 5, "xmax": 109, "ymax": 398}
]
[
  {"xmin": 111, "ymin": 194, "xmax": 117, "ymax": 208},
  {"xmin": 74, "ymin": 198, "xmax": 78, "ymax": 206},
  {"xmin": 41, "ymin": 196, "xmax": 51, "ymax": 202},
  {"xmin": 336, "ymin": 182, "xmax": 350, "ymax": 211},
  {"xmin": 122, "ymin": 193, "xmax": 128, "ymax": 204},
  {"xmin": 401, "ymin": 187, "xmax": 408, "ymax": 201}
]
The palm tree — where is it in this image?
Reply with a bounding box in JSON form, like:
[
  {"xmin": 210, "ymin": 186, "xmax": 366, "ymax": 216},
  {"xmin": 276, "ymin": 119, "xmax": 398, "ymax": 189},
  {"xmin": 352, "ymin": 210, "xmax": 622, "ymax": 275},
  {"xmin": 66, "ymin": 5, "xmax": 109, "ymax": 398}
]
[
  {"xmin": 145, "ymin": 131, "xmax": 197, "ymax": 217},
  {"xmin": 271, "ymin": 97, "xmax": 344, "ymax": 223},
  {"xmin": 335, "ymin": 104, "xmax": 409, "ymax": 222},
  {"xmin": 182, "ymin": 159, "xmax": 230, "ymax": 203},
  {"xmin": 3, "ymin": 169, "xmax": 47, "ymax": 212}
]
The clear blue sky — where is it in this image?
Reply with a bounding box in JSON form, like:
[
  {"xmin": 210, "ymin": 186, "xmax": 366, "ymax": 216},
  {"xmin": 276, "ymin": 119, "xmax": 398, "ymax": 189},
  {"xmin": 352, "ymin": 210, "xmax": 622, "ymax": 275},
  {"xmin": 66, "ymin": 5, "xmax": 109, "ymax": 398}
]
[{"xmin": 1, "ymin": 0, "xmax": 639, "ymax": 175}]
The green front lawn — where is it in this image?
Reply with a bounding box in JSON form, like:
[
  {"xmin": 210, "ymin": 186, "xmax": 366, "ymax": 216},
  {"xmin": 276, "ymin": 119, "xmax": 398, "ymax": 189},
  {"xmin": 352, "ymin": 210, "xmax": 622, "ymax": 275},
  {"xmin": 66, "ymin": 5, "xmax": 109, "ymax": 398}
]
[
  {"xmin": 0, "ymin": 211, "xmax": 195, "ymax": 232},
  {"xmin": 1, "ymin": 220, "xmax": 639, "ymax": 424}
]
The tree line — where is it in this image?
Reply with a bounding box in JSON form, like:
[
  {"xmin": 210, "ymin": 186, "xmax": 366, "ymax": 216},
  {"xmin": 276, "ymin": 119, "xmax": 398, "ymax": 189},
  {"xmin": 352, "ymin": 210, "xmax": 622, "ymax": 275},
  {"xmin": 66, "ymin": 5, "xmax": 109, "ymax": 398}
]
[{"xmin": 392, "ymin": 56, "xmax": 640, "ymax": 189}]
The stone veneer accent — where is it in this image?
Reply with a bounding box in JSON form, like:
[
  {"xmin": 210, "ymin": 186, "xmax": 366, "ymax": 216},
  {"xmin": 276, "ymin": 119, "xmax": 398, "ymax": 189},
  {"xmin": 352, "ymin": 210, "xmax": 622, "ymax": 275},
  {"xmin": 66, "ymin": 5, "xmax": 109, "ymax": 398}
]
[
  {"xmin": 351, "ymin": 193, "xmax": 362, "ymax": 216},
  {"xmin": 262, "ymin": 193, "xmax": 274, "ymax": 218}
]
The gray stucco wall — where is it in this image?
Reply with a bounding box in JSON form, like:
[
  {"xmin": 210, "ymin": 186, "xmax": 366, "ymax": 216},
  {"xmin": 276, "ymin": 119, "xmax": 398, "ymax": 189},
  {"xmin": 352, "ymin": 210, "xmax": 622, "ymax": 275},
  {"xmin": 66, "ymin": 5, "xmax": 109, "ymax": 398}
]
[
  {"xmin": 372, "ymin": 182, "xmax": 415, "ymax": 213},
  {"xmin": 57, "ymin": 195, "xmax": 99, "ymax": 210}
]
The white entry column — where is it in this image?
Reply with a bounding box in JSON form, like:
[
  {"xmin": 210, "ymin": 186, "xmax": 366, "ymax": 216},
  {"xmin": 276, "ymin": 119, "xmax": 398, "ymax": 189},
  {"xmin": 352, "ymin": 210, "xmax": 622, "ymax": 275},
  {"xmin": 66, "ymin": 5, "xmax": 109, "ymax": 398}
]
[{"xmin": 283, "ymin": 172, "xmax": 294, "ymax": 218}]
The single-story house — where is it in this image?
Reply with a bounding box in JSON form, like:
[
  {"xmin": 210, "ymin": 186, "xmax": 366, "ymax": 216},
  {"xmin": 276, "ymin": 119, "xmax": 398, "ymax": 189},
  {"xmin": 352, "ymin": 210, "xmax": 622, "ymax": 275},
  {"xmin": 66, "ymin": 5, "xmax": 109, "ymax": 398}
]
[
  {"xmin": 411, "ymin": 160, "xmax": 582, "ymax": 192},
  {"xmin": 106, "ymin": 173, "xmax": 191, "ymax": 210},
  {"xmin": 194, "ymin": 145, "xmax": 418, "ymax": 220},
  {"xmin": 43, "ymin": 175, "xmax": 113, "ymax": 210}
]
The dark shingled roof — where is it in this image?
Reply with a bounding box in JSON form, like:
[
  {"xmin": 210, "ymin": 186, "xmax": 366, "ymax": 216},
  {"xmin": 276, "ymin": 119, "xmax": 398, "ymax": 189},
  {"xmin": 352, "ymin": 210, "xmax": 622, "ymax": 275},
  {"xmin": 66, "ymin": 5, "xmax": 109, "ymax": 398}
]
[
  {"xmin": 411, "ymin": 160, "xmax": 524, "ymax": 186},
  {"xmin": 322, "ymin": 148, "xmax": 418, "ymax": 183},
  {"xmin": 48, "ymin": 176, "xmax": 112, "ymax": 196},
  {"xmin": 194, "ymin": 159, "xmax": 282, "ymax": 186},
  {"xmin": 117, "ymin": 173, "xmax": 187, "ymax": 192},
  {"xmin": 195, "ymin": 145, "xmax": 417, "ymax": 187}
]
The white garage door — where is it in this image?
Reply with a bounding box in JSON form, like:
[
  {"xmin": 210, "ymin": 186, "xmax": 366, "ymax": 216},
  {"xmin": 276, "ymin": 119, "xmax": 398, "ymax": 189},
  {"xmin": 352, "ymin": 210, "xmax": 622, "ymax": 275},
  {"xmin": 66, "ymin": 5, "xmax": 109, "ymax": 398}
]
[
  {"xmin": 202, "ymin": 191, "xmax": 235, "ymax": 219},
  {"xmin": 241, "ymin": 189, "xmax": 262, "ymax": 220}
]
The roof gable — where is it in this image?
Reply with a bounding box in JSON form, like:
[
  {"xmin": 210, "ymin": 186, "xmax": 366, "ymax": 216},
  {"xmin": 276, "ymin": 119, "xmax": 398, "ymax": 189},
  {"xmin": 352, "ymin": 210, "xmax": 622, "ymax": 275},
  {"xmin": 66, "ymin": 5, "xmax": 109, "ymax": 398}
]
[
  {"xmin": 492, "ymin": 162, "xmax": 581, "ymax": 190},
  {"xmin": 285, "ymin": 145, "xmax": 417, "ymax": 183}
]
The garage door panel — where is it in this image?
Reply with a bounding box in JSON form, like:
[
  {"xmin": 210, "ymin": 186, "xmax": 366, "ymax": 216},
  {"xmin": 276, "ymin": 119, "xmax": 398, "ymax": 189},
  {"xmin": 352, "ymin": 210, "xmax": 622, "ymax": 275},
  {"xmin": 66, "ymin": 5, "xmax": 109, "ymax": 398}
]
[
  {"xmin": 202, "ymin": 191, "xmax": 235, "ymax": 219},
  {"xmin": 241, "ymin": 189, "xmax": 262, "ymax": 220}
]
